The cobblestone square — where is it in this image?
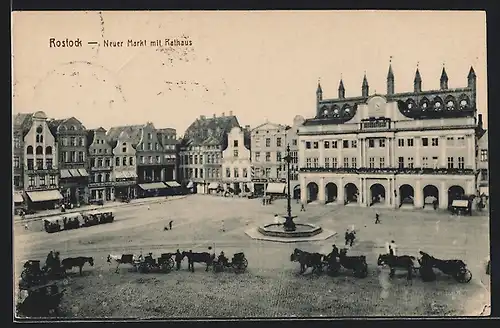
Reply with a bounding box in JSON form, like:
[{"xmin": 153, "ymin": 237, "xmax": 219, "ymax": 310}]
[{"xmin": 14, "ymin": 195, "xmax": 490, "ymax": 317}]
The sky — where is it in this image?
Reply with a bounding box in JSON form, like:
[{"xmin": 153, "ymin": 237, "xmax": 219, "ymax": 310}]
[{"xmin": 12, "ymin": 11, "xmax": 487, "ymax": 136}]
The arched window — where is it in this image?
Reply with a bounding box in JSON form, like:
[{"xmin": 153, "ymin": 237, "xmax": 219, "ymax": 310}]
[
  {"xmin": 40, "ymin": 135, "xmax": 43, "ymax": 143},
  {"xmin": 332, "ymin": 105, "xmax": 340, "ymax": 118},
  {"xmin": 432, "ymin": 96, "xmax": 443, "ymax": 111},
  {"xmin": 36, "ymin": 146, "xmax": 43, "ymax": 155},
  {"xmin": 36, "ymin": 135, "xmax": 40, "ymax": 143},
  {"xmin": 105, "ymin": 173, "xmax": 110, "ymax": 182},
  {"xmin": 445, "ymin": 96, "xmax": 456, "ymax": 111},
  {"xmin": 27, "ymin": 145, "xmax": 33, "ymax": 154},
  {"xmin": 45, "ymin": 146, "xmax": 52, "ymax": 155},
  {"xmin": 69, "ymin": 125, "xmax": 76, "ymax": 131},
  {"xmin": 458, "ymin": 94, "xmax": 470, "ymax": 110}
]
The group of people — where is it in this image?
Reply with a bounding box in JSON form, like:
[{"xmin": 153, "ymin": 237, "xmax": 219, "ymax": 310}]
[{"xmin": 172, "ymin": 247, "xmax": 229, "ymax": 271}]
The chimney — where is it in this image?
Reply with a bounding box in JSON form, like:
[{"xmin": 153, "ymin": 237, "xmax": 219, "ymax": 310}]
[
  {"xmin": 222, "ymin": 112, "xmax": 225, "ymax": 117},
  {"xmin": 229, "ymin": 110, "xmax": 233, "ymax": 116}
]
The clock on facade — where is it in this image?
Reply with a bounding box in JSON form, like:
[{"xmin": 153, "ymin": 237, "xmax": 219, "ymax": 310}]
[
  {"xmin": 368, "ymin": 96, "xmax": 386, "ymax": 117},
  {"xmin": 36, "ymin": 126, "xmax": 43, "ymax": 133}
]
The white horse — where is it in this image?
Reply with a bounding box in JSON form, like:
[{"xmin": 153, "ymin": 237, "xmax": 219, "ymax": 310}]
[{"xmin": 107, "ymin": 253, "xmax": 140, "ymax": 273}]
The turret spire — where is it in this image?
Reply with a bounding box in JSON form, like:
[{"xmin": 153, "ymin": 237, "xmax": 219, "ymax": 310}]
[
  {"xmin": 338, "ymin": 77, "xmax": 345, "ymax": 99},
  {"xmin": 362, "ymin": 72, "xmax": 369, "ymax": 97},
  {"xmin": 440, "ymin": 63, "xmax": 448, "ymax": 90},
  {"xmin": 387, "ymin": 56, "xmax": 394, "ymax": 95},
  {"xmin": 316, "ymin": 78, "xmax": 323, "ymax": 104},
  {"xmin": 414, "ymin": 62, "xmax": 422, "ymax": 93}
]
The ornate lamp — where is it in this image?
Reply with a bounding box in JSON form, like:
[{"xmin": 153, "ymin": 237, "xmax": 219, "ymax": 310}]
[{"xmin": 282, "ymin": 144, "xmax": 296, "ymax": 231}]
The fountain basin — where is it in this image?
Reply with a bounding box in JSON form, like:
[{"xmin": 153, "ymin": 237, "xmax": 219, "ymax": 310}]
[{"xmin": 258, "ymin": 223, "xmax": 322, "ymax": 238}]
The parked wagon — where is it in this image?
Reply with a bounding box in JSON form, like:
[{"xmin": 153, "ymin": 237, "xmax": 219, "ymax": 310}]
[
  {"xmin": 417, "ymin": 251, "xmax": 472, "ymax": 283},
  {"xmin": 43, "ymin": 217, "xmax": 64, "ymax": 233},
  {"xmin": 82, "ymin": 210, "xmax": 101, "ymax": 227},
  {"xmin": 61, "ymin": 212, "xmax": 84, "ymax": 230},
  {"xmin": 136, "ymin": 253, "xmax": 175, "ymax": 274},
  {"xmin": 98, "ymin": 209, "xmax": 115, "ymax": 224},
  {"xmin": 213, "ymin": 252, "xmax": 248, "ymax": 273},
  {"xmin": 17, "ymin": 282, "xmax": 65, "ymax": 317}
]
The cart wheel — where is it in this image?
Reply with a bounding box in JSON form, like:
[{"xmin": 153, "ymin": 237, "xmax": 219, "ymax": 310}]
[
  {"xmin": 167, "ymin": 258, "xmax": 175, "ymax": 271},
  {"xmin": 455, "ymin": 269, "xmax": 472, "ymax": 283}
]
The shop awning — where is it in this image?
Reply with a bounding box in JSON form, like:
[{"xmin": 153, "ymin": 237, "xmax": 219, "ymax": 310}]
[
  {"xmin": 165, "ymin": 181, "xmax": 181, "ymax": 188},
  {"xmin": 60, "ymin": 170, "xmax": 72, "ymax": 178},
  {"xmin": 208, "ymin": 182, "xmax": 220, "ymax": 189},
  {"xmin": 452, "ymin": 200, "xmax": 469, "ymax": 208},
  {"xmin": 69, "ymin": 169, "xmax": 81, "ymax": 177},
  {"xmin": 78, "ymin": 169, "xmax": 89, "ymax": 177},
  {"xmin": 27, "ymin": 190, "xmax": 63, "ymax": 202},
  {"xmin": 266, "ymin": 183, "xmax": 286, "ymax": 194},
  {"xmin": 14, "ymin": 192, "xmax": 24, "ymax": 203},
  {"xmin": 138, "ymin": 182, "xmax": 168, "ymax": 191}
]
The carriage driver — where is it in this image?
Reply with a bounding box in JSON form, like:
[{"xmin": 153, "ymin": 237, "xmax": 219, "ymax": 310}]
[
  {"xmin": 218, "ymin": 251, "xmax": 228, "ymax": 266},
  {"xmin": 175, "ymin": 249, "xmax": 183, "ymax": 270},
  {"xmin": 386, "ymin": 240, "xmax": 398, "ymax": 256}
]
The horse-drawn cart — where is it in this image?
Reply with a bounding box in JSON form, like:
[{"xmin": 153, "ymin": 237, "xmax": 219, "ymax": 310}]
[
  {"xmin": 135, "ymin": 253, "xmax": 175, "ymax": 273},
  {"xmin": 417, "ymin": 251, "xmax": 472, "ymax": 283},
  {"xmin": 213, "ymin": 252, "xmax": 248, "ymax": 273},
  {"xmin": 17, "ymin": 282, "xmax": 64, "ymax": 317}
]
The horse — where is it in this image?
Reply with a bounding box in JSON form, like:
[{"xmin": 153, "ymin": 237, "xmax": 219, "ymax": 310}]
[
  {"xmin": 290, "ymin": 248, "xmax": 324, "ymax": 274},
  {"xmin": 107, "ymin": 254, "xmax": 137, "ymax": 273},
  {"xmin": 377, "ymin": 253, "xmax": 416, "ymax": 280},
  {"xmin": 338, "ymin": 248, "xmax": 368, "ymax": 278},
  {"xmin": 61, "ymin": 256, "xmax": 94, "ymax": 276},
  {"xmin": 418, "ymin": 251, "xmax": 472, "ymax": 283},
  {"xmin": 182, "ymin": 251, "xmax": 212, "ymax": 272}
]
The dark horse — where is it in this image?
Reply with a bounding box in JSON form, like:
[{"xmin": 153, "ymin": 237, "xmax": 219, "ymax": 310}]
[
  {"xmin": 418, "ymin": 251, "xmax": 472, "ymax": 283},
  {"xmin": 182, "ymin": 251, "xmax": 212, "ymax": 272},
  {"xmin": 61, "ymin": 256, "xmax": 94, "ymax": 276},
  {"xmin": 290, "ymin": 248, "xmax": 324, "ymax": 274},
  {"xmin": 377, "ymin": 253, "xmax": 415, "ymax": 280},
  {"xmin": 338, "ymin": 248, "xmax": 368, "ymax": 278}
]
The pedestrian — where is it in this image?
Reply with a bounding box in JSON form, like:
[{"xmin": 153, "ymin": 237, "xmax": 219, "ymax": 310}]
[
  {"xmin": 349, "ymin": 230, "xmax": 356, "ymax": 247},
  {"xmin": 220, "ymin": 220, "xmax": 225, "ymax": 232},
  {"xmin": 24, "ymin": 223, "xmax": 29, "ymax": 230},
  {"xmin": 300, "ymin": 203, "xmax": 306, "ymax": 212},
  {"xmin": 148, "ymin": 205, "xmax": 151, "ymax": 211},
  {"xmin": 175, "ymin": 249, "xmax": 183, "ymax": 270},
  {"xmin": 388, "ymin": 240, "xmax": 398, "ymax": 256},
  {"xmin": 375, "ymin": 213, "xmax": 380, "ymax": 224},
  {"xmin": 344, "ymin": 229, "xmax": 350, "ymax": 246},
  {"xmin": 169, "ymin": 220, "xmax": 173, "ymax": 230}
]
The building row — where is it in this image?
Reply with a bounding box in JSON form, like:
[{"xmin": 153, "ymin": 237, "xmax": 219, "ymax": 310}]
[
  {"xmin": 13, "ymin": 112, "xmax": 179, "ymax": 211},
  {"xmin": 13, "ymin": 63, "xmax": 489, "ymax": 212}
]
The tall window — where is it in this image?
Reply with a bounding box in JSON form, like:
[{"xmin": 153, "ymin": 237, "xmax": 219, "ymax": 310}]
[
  {"xmin": 13, "ymin": 135, "xmax": 21, "ymax": 148},
  {"xmin": 79, "ymin": 137, "xmax": 85, "ymax": 146},
  {"xmin": 226, "ymin": 168, "xmax": 231, "ymax": 178},
  {"xmin": 97, "ymin": 159, "xmax": 103, "ymax": 167},
  {"xmin": 407, "ymin": 138, "xmax": 414, "ymax": 147},
  {"xmin": 343, "ymin": 140, "xmax": 349, "ymax": 148},
  {"xmin": 265, "ymin": 138, "xmax": 271, "ymax": 147},
  {"xmin": 369, "ymin": 157, "xmax": 375, "ymax": 168},
  {"xmin": 351, "ymin": 140, "xmax": 357, "ymax": 148},
  {"xmin": 368, "ymin": 139, "xmax": 375, "ymax": 148},
  {"xmin": 36, "ymin": 159, "xmax": 43, "ymax": 170},
  {"xmin": 194, "ymin": 168, "xmax": 198, "ymax": 178},
  {"xmin": 422, "ymin": 157, "xmax": 428, "ymax": 168},
  {"xmin": 325, "ymin": 157, "xmax": 330, "ymax": 168},
  {"xmin": 332, "ymin": 141, "xmax": 338, "ymax": 148},
  {"xmin": 431, "ymin": 138, "xmax": 439, "ymax": 146},
  {"xmin": 458, "ymin": 157, "xmax": 465, "ymax": 169},
  {"xmin": 408, "ymin": 157, "xmax": 414, "ymax": 169},
  {"xmin": 199, "ymin": 169, "xmax": 203, "ymax": 178},
  {"xmin": 305, "ymin": 142, "xmax": 311, "ymax": 149},
  {"xmin": 29, "ymin": 176, "xmax": 35, "ymax": 187},
  {"xmin": 432, "ymin": 156, "xmax": 439, "ymax": 169},
  {"xmin": 276, "ymin": 152, "xmax": 282, "ymax": 162},
  {"xmin": 40, "ymin": 175, "xmax": 46, "ymax": 186},
  {"xmin": 332, "ymin": 157, "xmax": 338, "ymax": 168},
  {"xmin": 379, "ymin": 157, "xmax": 385, "ymax": 168},
  {"xmin": 243, "ymin": 168, "xmax": 248, "ymax": 177},
  {"xmin": 292, "ymin": 139, "xmax": 297, "ymax": 146},
  {"xmin": 13, "ymin": 156, "xmax": 20, "ymax": 168},
  {"xmin": 255, "ymin": 152, "xmax": 260, "ymax": 161},
  {"xmin": 447, "ymin": 157, "xmax": 454, "ymax": 169},
  {"xmin": 313, "ymin": 157, "xmax": 319, "ymax": 168},
  {"xmin": 481, "ymin": 149, "xmax": 488, "ymax": 161},
  {"xmin": 234, "ymin": 168, "xmax": 239, "ymax": 178},
  {"xmin": 306, "ymin": 158, "xmax": 312, "ymax": 168},
  {"xmin": 313, "ymin": 142, "xmax": 319, "ymax": 149},
  {"xmin": 276, "ymin": 138, "xmax": 282, "ymax": 147},
  {"xmin": 265, "ymin": 152, "xmax": 271, "ymax": 162},
  {"xmin": 70, "ymin": 137, "xmax": 76, "ymax": 146},
  {"xmin": 422, "ymin": 138, "xmax": 429, "ymax": 147},
  {"xmin": 343, "ymin": 157, "xmax": 349, "ymax": 168},
  {"xmin": 27, "ymin": 159, "xmax": 34, "ymax": 170},
  {"xmin": 50, "ymin": 175, "xmax": 56, "ymax": 185},
  {"xmin": 156, "ymin": 156, "xmax": 161, "ymax": 163},
  {"xmin": 265, "ymin": 168, "xmax": 271, "ymax": 177},
  {"xmin": 398, "ymin": 156, "xmax": 404, "ymax": 169},
  {"xmin": 379, "ymin": 139, "xmax": 385, "ymax": 147},
  {"xmin": 123, "ymin": 157, "xmax": 127, "ymax": 165},
  {"xmin": 79, "ymin": 151, "xmax": 84, "ymax": 162},
  {"xmin": 351, "ymin": 157, "xmax": 357, "ymax": 168},
  {"xmin": 116, "ymin": 157, "xmax": 120, "ymax": 166},
  {"xmin": 324, "ymin": 141, "xmax": 330, "ymax": 149},
  {"xmin": 234, "ymin": 150, "xmax": 239, "ymax": 158}
]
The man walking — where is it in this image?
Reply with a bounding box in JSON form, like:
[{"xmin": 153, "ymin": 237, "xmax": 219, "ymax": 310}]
[
  {"xmin": 169, "ymin": 220, "xmax": 173, "ymax": 230},
  {"xmin": 300, "ymin": 203, "xmax": 306, "ymax": 212},
  {"xmin": 344, "ymin": 229, "xmax": 350, "ymax": 246},
  {"xmin": 375, "ymin": 212, "xmax": 380, "ymax": 224}
]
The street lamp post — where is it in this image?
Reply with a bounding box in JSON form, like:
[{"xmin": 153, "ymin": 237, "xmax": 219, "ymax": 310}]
[{"xmin": 283, "ymin": 144, "xmax": 296, "ymax": 231}]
